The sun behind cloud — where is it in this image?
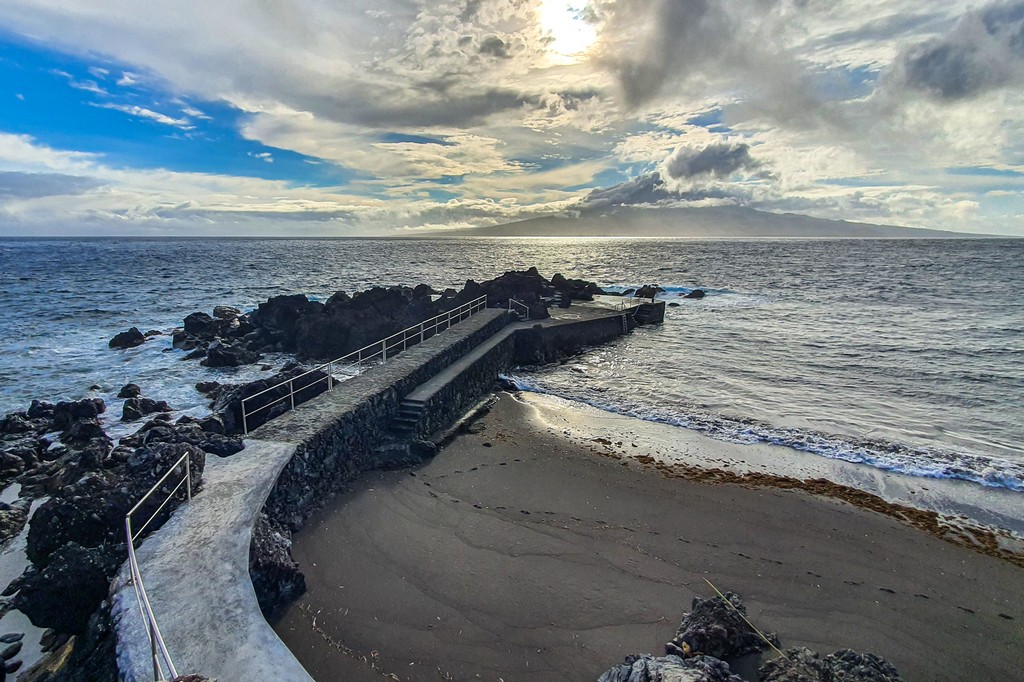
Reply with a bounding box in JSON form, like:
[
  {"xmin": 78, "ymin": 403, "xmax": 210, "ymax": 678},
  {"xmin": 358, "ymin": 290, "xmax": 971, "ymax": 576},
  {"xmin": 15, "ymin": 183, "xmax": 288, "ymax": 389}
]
[{"xmin": 537, "ymin": 0, "xmax": 598, "ymax": 64}]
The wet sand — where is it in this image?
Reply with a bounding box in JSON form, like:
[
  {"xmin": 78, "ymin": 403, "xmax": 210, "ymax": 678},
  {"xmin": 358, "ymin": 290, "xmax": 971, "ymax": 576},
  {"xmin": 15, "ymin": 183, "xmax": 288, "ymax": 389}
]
[{"xmin": 273, "ymin": 393, "xmax": 1024, "ymax": 681}]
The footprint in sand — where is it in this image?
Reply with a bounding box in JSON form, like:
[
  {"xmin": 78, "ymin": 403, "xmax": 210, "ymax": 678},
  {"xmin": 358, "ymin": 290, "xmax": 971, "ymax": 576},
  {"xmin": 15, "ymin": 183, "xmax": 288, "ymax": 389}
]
[
  {"xmin": 998, "ymin": 613, "xmax": 1014, "ymax": 620},
  {"xmin": 914, "ymin": 593, "xmax": 929, "ymax": 599},
  {"xmin": 957, "ymin": 606, "xmax": 975, "ymax": 614},
  {"xmin": 482, "ymin": 442, "xmax": 492, "ymax": 447},
  {"xmin": 473, "ymin": 504, "xmax": 483, "ymax": 509},
  {"xmin": 879, "ymin": 588, "xmax": 896, "ymax": 594},
  {"xmin": 520, "ymin": 510, "xmax": 531, "ymax": 515},
  {"xmin": 807, "ymin": 571, "xmax": 823, "ymax": 578},
  {"xmin": 843, "ymin": 580, "xmax": 863, "ymax": 586}
]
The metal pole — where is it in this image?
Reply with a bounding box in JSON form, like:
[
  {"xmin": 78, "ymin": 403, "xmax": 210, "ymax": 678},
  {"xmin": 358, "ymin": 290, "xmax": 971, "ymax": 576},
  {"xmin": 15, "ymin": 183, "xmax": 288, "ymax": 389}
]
[
  {"xmin": 420, "ymin": 322, "xmax": 424, "ymax": 343},
  {"xmin": 242, "ymin": 403, "xmax": 248, "ymax": 436},
  {"xmin": 289, "ymin": 379, "xmax": 295, "ymax": 410},
  {"xmin": 382, "ymin": 339, "xmax": 387, "ymax": 362},
  {"xmin": 150, "ymin": 620, "xmax": 159, "ymax": 682},
  {"xmin": 185, "ymin": 452, "xmax": 191, "ymax": 502},
  {"xmin": 328, "ymin": 362, "xmax": 334, "ymax": 390}
]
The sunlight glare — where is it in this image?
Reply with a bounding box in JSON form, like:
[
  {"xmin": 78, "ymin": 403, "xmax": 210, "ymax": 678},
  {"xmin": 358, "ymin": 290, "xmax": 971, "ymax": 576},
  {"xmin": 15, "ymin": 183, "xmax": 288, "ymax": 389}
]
[{"xmin": 538, "ymin": 0, "xmax": 597, "ymax": 64}]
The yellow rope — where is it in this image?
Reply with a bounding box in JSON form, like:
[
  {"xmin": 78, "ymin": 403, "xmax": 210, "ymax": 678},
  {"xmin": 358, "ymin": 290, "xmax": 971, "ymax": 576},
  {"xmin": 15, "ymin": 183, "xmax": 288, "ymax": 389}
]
[{"xmin": 702, "ymin": 578, "xmax": 790, "ymax": 662}]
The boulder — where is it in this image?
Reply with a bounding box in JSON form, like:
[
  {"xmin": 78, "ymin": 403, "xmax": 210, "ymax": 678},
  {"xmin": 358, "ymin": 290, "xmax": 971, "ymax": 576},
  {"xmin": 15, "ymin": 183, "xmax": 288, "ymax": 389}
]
[
  {"xmin": 684, "ymin": 289, "xmax": 706, "ymax": 299},
  {"xmin": 665, "ymin": 592, "xmax": 775, "ymax": 660},
  {"xmin": 195, "ymin": 381, "xmax": 221, "ymax": 396},
  {"xmin": 758, "ymin": 647, "xmax": 903, "ymax": 682},
  {"xmin": 13, "ymin": 542, "xmax": 123, "ymax": 633},
  {"xmin": 202, "ymin": 341, "xmax": 261, "ymax": 368},
  {"xmin": 182, "ymin": 312, "xmax": 223, "ymax": 339},
  {"xmin": 250, "ymin": 513, "xmax": 305, "ymax": 616},
  {"xmin": 51, "ymin": 399, "xmax": 105, "ymax": 431},
  {"xmin": 116, "ymin": 383, "xmax": 141, "ymax": 399},
  {"xmin": 635, "ymin": 284, "xmax": 665, "ymax": 299},
  {"xmin": 213, "ymin": 305, "xmax": 242, "ymax": 320},
  {"xmin": 551, "ymin": 272, "xmax": 605, "ymax": 301},
  {"xmin": 198, "ymin": 433, "xmax": 245, "ymax": 458},
  {"xmin": 27, "ymin": 400, "xmax": 54, "ymax": 420},
  {"xmin": 59, "ymin": 419, "xmax": 109, "ymax": 447},
  {"xmin": 121, "ymin": 397, "xmax": 172, "ymax": 422},
  {"xmin": 598, "ymin": 655, "xmax": 743, "ymax": 682},
  {"xmin": 107, "ymin": 327, "xmax": 145, "ymax": 349}
]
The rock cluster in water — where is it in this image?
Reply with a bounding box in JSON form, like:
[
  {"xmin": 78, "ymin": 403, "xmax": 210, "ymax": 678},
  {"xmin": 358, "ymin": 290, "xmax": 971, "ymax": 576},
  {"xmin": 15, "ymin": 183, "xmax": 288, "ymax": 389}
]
[
  {"xmin": 598, "ymin": 592, "xmax": 903, "ymax": 682},
  {"xmin": 0, "ymin": 391, "xmax": 245, "ymax": 681},
  {"xmin": 109, "ymin": 267, "xmax": 605, "ymax": 365}
]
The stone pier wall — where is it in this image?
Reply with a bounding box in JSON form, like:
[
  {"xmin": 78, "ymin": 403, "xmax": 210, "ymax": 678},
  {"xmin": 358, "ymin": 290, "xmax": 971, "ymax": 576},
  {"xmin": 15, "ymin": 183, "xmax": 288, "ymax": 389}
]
[{"xmin": 253, "ymin": 310, "xmax": 510, "ymax": 530}]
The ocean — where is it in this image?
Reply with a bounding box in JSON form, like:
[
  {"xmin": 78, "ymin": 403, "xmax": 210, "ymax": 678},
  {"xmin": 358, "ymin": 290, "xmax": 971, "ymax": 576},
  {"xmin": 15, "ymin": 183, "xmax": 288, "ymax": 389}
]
[{"xmin": 1, "ymin": 237, "xmax": 1021, "ymax": 523}]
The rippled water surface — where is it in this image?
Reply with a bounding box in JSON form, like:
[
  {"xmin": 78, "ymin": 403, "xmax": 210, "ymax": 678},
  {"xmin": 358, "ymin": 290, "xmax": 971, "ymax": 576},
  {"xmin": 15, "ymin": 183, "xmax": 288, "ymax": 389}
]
[{"xmin": 1, "ymin": 237, "xmax": 1021, "ymax": 491}]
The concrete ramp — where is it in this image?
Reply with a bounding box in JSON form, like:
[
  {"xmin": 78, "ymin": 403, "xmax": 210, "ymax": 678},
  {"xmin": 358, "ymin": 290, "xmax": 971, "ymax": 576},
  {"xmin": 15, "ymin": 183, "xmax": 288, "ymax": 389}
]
[{"xmin": 111, "ymin": 439, "xmax": 313, "ymax": 682}]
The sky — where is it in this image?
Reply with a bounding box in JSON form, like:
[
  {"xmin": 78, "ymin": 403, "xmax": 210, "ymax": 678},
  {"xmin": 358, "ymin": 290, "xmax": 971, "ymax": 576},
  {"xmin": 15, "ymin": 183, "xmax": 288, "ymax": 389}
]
[{"xmin": 0, "ymin": 0, "xmax": 1023, "ymax": 236}]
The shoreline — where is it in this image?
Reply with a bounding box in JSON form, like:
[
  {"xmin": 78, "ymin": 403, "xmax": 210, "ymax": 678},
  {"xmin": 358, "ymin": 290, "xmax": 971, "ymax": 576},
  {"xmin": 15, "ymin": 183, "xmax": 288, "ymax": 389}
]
[{"xmin": 273, "ymin": 391, "xmax": 1024, "ymax": 681}]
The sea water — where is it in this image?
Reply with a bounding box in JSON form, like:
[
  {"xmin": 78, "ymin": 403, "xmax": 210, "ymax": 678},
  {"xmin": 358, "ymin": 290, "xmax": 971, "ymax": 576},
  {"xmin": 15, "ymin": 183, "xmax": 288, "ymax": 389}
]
[{"xmin": 1, "ymin": 237, "xmax": 1021, "ymax": 518}]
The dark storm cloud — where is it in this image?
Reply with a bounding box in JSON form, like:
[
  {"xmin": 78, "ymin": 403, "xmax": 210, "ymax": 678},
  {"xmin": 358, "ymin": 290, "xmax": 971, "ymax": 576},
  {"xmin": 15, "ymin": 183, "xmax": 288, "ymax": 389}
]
[
  {"xmin": 893, "ymin": 1, "xmax": 1024, "ymax": 100},
  {"xmin": 663, "ymin": 143, "xmax": 756, "ymax": 179},
  {"xmin": 582, "ymin": 172, "xmax": 673, "ymax": 209},
  {"xmin": 0, "ymin": 171, "xmax": 102, "ymax": 199},
  {"xmin": 610, "ymin": 0, "xmax": 715, "ymax": 108}
]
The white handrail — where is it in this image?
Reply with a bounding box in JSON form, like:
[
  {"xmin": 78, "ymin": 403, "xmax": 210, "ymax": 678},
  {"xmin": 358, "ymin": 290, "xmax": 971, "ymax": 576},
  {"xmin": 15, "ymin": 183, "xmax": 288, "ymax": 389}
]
[
  {"xmin": 125, "ymin": 450, "xmax": 192, "ymax": 681},
  {"xmin": 508, "ymin": 299, "xmax": 531, "ymax": 319},
  {"xmin": 241, "ymin": 295, "xmax": 490, "ymax": 434}
]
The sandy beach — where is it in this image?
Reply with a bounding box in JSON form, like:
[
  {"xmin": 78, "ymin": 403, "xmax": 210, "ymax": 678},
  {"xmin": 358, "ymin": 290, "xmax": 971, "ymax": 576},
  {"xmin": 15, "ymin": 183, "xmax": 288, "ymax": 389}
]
[{"xmin": 272, "ymin": 392, "xmax": 1024, "ymax": 681}]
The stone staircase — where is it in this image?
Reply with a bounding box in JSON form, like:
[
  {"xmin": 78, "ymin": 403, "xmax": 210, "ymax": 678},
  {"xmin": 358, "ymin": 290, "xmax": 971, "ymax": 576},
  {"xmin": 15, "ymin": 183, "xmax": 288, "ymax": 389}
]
[{"xmin": 390, "ymin": 397, "xmax": 427, "ymax": 437}]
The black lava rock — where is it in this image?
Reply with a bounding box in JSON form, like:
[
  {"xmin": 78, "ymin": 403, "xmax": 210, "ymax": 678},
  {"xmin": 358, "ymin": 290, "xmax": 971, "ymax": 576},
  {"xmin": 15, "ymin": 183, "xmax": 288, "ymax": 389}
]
[
  {"xmin": 121, "ymin": 397, "xmax": 172, "ymax": 422},
  {"xmin": 665, "ymin": 592, "xmax": 775, "ymax": 660},
  {"xmin": 13, "ymin": 543, "xmax": 123, "ymax": 633},
  {"xmin": 108, "ymin": 327, "xmax": 146, "ymax": 349},
  {"xmin": 117, "ymin": 383, "xmax": 142, "ymax": 399}
]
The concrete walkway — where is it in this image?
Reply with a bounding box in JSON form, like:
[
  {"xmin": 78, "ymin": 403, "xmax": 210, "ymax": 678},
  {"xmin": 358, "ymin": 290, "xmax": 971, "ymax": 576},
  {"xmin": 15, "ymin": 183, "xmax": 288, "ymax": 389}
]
[{"xmin": 111, "ymin": 439, "xmax": 311, "ymax": 682}]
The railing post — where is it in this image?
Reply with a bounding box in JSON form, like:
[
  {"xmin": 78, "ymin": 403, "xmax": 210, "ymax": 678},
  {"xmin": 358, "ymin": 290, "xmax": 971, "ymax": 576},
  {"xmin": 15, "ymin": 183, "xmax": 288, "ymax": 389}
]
[
  {"xmin": 420, "ymin": 322, "xmax": 425, "ymax": 343},
  {"xmin": 289, "ymin": 379, "xmax": 295, "ymax": 410},
  {"xmin": 185, "ymin": 452, "xmax": 191, "ymax": 502},
  {"xmin": 151, "ymin": 620, "xmax": 159, "ymax": 682},
  {"xmin": 242, "ymin": 401, "xmax": 248, "ymax": 436},
  {"xmin": 382, "ymin": 339, "xmax": 387, "ymax": 362},
  {"xmin": 328, "ymin": 362, "xmax": 334, "ymax": 391}
]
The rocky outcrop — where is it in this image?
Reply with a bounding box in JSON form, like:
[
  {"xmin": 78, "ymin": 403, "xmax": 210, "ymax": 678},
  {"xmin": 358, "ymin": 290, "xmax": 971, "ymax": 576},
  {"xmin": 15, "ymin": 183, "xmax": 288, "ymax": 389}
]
[
  {"xmin": 684, "ymin": 289, "xmax": 706, "ymax": 299},
  {"xmin": 121, "ymin": 396, "xmax": 172, "ymax": 421},
  {"xmin": 634, "ymin": 284, "xmax": 665, "ymax": 299},
  {"xmin": 202, "ymin": 340, "xmax": 261, "ymax": 368},
  {"xmin": 211, "ymin": 363, "xmax": 329, "ymax": 435},
  {"xmin": 598, "ymin": 592, "xmax": 902, "ymax": 682},
  {"xmin": 108, "ymin": 327, "xmax": 145, "ymax": 349},
  {"xmin": 157, "ymin": 268, "xmax": 605, "ymax": 366},
  {"xmin": 117, "ymin": 383, "xmax": 141, "ymax": 399},
  {"xmin": 599, "ymin": 654, "xmax": 743, "ymax": 682},
  {"xmin": 665, "ymin": 592, "xmax": 775, "ymax": 660},
  {"xmin": 758, "ymin": 647, "xmax": 903, "ymax": 682},
  {"xmin": 551, "ymin": 272, "xmax": 605, "ymax": 301},
  {"xmin": 249, "ymin": 513, "xmax": 306, "ymax": 617},
  {"xmin": 0, "ymin": 393, "xmax": 215, "ymax": 682}
]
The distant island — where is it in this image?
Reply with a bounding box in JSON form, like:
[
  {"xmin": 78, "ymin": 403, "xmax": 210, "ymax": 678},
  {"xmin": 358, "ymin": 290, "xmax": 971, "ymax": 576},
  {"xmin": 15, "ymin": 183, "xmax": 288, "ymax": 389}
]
[{"xmin": 427, "ymin": 205, "xmax": 995, "ymax": 239}]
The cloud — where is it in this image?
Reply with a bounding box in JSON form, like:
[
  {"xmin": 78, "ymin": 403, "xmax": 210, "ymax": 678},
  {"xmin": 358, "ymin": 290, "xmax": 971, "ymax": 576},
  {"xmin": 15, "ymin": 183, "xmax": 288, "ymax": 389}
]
[
  {"xmin": 890, "ymin": 1, "xmax": 1024, "ymax": 100},
  {"xmin": 662, "ymin": 142, "xmax": 757, "ymax": 180},
  {"xmin": 582, "ymin": 171, "xmax": 672, "ymax": 209},
  {"xmin": 94, "ymin": 103, "xmax": 193, "ymax": 128},
  {"xmin": 0, "ymin": 171, "xmax": 103, "ymax": 199}
]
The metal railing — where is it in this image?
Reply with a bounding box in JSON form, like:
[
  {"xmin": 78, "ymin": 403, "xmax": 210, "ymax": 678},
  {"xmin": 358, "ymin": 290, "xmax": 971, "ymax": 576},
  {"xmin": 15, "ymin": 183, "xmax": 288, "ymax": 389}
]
[
  {"xmin": 618, "ymin": 296, "xmax": 653, "ymax": 310},
  {"xmin": 241, "ymin": 295, "xmax": 490, "ymax": 434},
  {"xmin": 125, "ymin": 450, "xmax": 193, "ymax": 681},
  {"xmin": 507, "ymin": 299, "xmax": 531, "ymax": 320}
]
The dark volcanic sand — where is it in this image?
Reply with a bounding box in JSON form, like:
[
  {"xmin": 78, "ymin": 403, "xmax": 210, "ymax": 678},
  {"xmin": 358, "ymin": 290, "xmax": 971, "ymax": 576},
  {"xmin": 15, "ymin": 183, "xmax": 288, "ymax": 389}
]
[{"xmin": 272, "ymin": 393, "xmax": 1024, "ymax": 681}]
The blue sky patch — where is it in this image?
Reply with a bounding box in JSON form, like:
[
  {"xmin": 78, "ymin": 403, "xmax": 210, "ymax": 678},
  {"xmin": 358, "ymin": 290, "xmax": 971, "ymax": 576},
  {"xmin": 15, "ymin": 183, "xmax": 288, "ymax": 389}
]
[{"xmin": 0, "ymin": 35, "xmax": 355, "ymax": 187}]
